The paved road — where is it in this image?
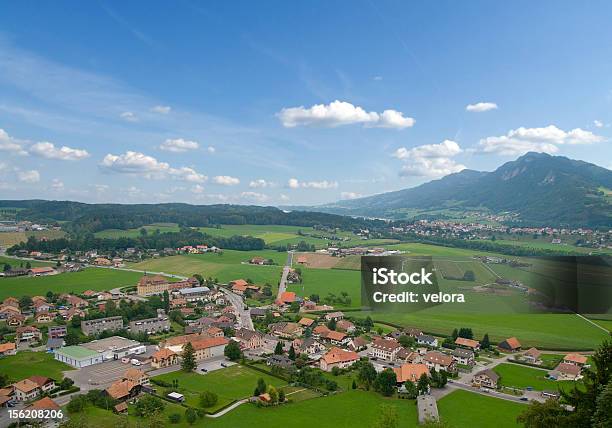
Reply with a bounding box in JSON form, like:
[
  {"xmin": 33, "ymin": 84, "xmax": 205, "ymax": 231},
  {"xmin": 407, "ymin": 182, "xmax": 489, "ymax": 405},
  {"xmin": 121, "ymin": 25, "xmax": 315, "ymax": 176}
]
[
  {"xmin": 222, "ymin": 288, "xmax": 254, "ymax": 330},
  {"xmin": 276, "ymin": 251, "xmax": 293, "ymax": 301},
  {"xmin": 206, "ymin": 399, "xmax": 249, "ymax": 418}
]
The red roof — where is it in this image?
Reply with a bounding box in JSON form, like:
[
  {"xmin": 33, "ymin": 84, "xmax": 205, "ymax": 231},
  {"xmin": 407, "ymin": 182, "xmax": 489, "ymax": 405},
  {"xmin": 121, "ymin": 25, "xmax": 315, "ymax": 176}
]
[
  {"xmin": 322, "ymin": 347, "xmax": 358, "ymax": 364},
  {"xmin": 278, "ymin": 291, "xmax": 296, "ymax": 304}
]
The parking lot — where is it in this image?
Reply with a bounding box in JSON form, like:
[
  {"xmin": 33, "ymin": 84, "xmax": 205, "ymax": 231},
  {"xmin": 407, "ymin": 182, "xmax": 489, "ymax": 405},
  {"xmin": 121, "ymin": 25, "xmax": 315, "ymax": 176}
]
[
  {"xmin": 195, "ymin": 356, "xmax": 236, "ymax": 374},
  {"xmin": 66, "ymin": 357, "xmax": 153, "ymax": 390}
]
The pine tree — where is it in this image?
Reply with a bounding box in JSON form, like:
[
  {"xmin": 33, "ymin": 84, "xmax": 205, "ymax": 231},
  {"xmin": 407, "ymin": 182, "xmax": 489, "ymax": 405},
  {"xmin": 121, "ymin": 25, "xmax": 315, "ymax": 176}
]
[
  {"xmin": 288, "ymin": 345, "xmax": 296, "ymax": 360},
  {"xmin": 181, "ymin": 342, "xmax": 196, "ymax": 372},
  {"xmin": 274, "ymin": 341, "xmax": 284, "ymax": 355},
  {"xmin": 481, "ymin": 333, "xmax": 490, "ymax": 350}
]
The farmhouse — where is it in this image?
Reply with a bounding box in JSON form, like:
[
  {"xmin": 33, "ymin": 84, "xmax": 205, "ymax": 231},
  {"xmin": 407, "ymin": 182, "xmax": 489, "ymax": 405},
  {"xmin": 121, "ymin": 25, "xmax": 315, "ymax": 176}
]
[
  {"xmin": 336, "ymin": 319, "xmax": 356, "ymax": 333},
  {"xmin": 0, "ymin": 342, "xmax": 16, "ymax": 356},
  {"xmin": 554, "ymin": 363, "xmax": 582, "ymax": 380},
  {"xmin": 563, "ymin": 353, "xmax": 588, "ymax": 367},
  {"xmin": 234, "ymin": 328, "xmax": 264, "ymax": 349},
  {"xmin": 322, "ymin": 330, "xmax": 349, "ymax": 345},
  {"xmin": 151, "ymin": 348, "xmax": 178, "ymax": 369},
  {"xmin": 473, "ymin": 369, "xmax": 499, "ymax": 389},
  {"xmin": 324, "ymin": 311, "xmax": 344, "ymax": 322},
  {"xmin": 292, "ymin": 337, "xmax": 325, "ymax": 355},
  {"xmin": 123, "ymin": 368, "xmax": 149, "ymax": 386},
  {"xmin": 424, "ymin": 351, "xmax": 456, "ymax": 373},
  {"xmin": 319, "ymin": 347, "xmax": 359, "ymax": 371},
  {"xmin": 498, "ymin": 337, "xmax": 522, "ymax": 352},
  {"xmin": 106, "ymin": 379, "xmax": 140, "ymax": 401},
  {"xmin": 277, "ymin": 291, "xmax": 297, "ymax": 305},
  {"xmin": 298, "ymin": 317, "xmax": 315, "ymax": 327},
  {"xmin": 416, "ymin": 334, "xmax": 438, "ymax": 348},
  {"xmin": 454, "ymin": 337, "xmax": 480, "ymax": 351},
  {"xmin": 312, "ymin": 325, "xmax": 331, "ymax": 339},
  {"xmin": 523, "ymin": 347, "xmax": 542, "ymax": 364},
  {"xmin": 452, "ymin": 348, "xmax": 475, "ymax": 366},
  {"xmin": 13, "ymin": 379, "xmax": 40, "ymax": 401},
  {"xmin": 370, "ymin": 338, "xmax": 402, "ymax": 361},
  {"xmin": 394, "ymin": 363, "xmax": 430, "ymax": 384},
  {"xmin": 269, "ymin": 322, "xmax": 303, "ymax": 339}
]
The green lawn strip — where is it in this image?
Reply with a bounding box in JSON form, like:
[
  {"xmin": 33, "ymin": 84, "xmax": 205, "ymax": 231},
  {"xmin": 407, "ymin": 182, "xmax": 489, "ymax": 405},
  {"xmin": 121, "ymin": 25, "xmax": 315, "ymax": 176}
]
[
  {"xmin": 493, "ymin": 363, "xmax": 577, "ymax": 392},
  {"xmin": 204, "ymin": 389, "xmax": 418, "ymax": 428},
  {"xmin": 94, "ymin": 223, "xmax": 181, "ymax": 238},
  {"xmin": 0, "ymin": 268, "xmax": 143, "ymax": 300},
  {"xmin": 437, "ymin": 389, "xmax": 525, "ymax": 428},
  {"xmin": 0, "ymin": 255, "xmax": 55, "ymax": 268},
  {"xmin": 0, "ymin": 351, "xmax": 73, "ymax": 382},
  {"xmin": 152, "ymin": 365, "xmax": 286, "ymax": 412}
]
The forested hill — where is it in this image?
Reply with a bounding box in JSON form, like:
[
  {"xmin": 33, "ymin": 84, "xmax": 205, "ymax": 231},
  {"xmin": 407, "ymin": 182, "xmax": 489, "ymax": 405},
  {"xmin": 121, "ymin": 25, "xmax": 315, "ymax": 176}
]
[
  {"xmin": 314, "ymin": 152, "xmax": 612, "ymax": 227},
  {"xmin": 0, "ymin": 201, "xmax": 382, "ymax": 234}
]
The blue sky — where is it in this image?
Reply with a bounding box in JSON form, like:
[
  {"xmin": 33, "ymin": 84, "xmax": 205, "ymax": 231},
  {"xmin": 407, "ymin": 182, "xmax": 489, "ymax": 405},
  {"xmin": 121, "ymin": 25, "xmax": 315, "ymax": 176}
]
[{"xmin": 1, "ymin": 1, "xmax": 611, "ymax": 205}]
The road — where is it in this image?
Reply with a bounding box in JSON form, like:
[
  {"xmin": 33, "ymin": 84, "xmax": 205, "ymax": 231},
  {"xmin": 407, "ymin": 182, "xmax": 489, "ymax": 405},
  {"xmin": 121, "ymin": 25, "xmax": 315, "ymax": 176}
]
[
  {"xmin": 222, "ymin": 288, "xmax": 254, "ymax": 330},
  {"xmin": 276, "ymin": 251, "xmax": 293, "ymax": 301}
]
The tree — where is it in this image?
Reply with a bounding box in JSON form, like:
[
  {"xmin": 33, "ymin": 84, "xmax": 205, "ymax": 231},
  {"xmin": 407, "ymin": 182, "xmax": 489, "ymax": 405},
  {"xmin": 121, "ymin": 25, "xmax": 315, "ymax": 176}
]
[
  {"xmin": 184, "ymin": 408, "xmax": 197, "ymax": 425},
  {"xmin": 274, "ymin": 341, "xmax": 284, "ymax": 355},
  {"xmin": 375, "ymin": 369, "xmax": 397, "ymax": 397},
  {"xmin": 363, "ymin": 316, "xmax": 374, "ymax": 332},
  {"xmin": 162, "ymin": 290, "xmax": 170, "ymax": 314},
  {"xmin": 288, "ymin": 345, "xmax": 296, "ymax": 360},
  {"xmin": 181, "ymin": 342, "xmax": 197, "ymax": 372},
  {"xmin": 278, "ymin": 389, "xmax": 286, "ymax": 402},
  {"xmin": 134, "ymin": 395, "xmax": 165, "ymax": 417},
  {"xmin": 19, "ymin": 295, "xmax": 32, "ymax": 310},
  {"xmin": 193, "ymin": 273, "xmax": 204, "ymax": 285},
  {"xmin": 65, "ymin": 331, "xmax": 80, "ymax": 346},
  {"xmin": 2, "ymin": 263, "xmax": 10, "ymax": 272},
  {"xmin": 254, "ymin": 378, "xmax": 267, "ymax": 396},
  {"xmin": 451, "ymin": 328, "xmax": 458, "ymax": 340},
  {"xmin": 457, "ymin": 327, "xmax": 473, "ymax": 339},
  {"xmin": 267, "ymin": 385, "xmax": 279, "ymax": 403},
  {"xmin": 398, "ymin": 335, "xmax": 415, "ymax": 348},
  {"xmin": 224, "ymin": 340, "xmax": 242, "ymax": 361},
  {"xmin": 481, "ymin": 333, "xmax": 490, "ymax": 350},
  {"xmin": 168, "ymin": 413, "xmax": 181, "ymax": 424},
  {"xmin": 401, "ymin": 380, "xmax": 418, "ymax": 399},
  {"xmin": 417, "ymin": 373, "xmax": 430, "ymax": 395},
  {"xmin": 199, "ymin": 390, "xmax": 218, "ymax": 408},
  {"xmin": 25, "ymin": 261, "xmax": 31, "ymax": 269},
  {"xmin": 517, "ymin": 399, "xmax": 572, "ymax": 428},
  {"xmin": 592, "ymin": 381, "xmax": 612, "ymax": 428},
  {"xmin": 372, "ymin": 404, "xmax": 399, "ymax": 428},
  {"xmin": 352, "ymin": 379, "xmax": 357, "ymax": 389},
  {"xmin": 327, "ymin": 318, "xmax": 337, "ymax": 330},
  {"xmin": 463, "ymin": 270, "xmax": 475, "ymax": 281},
  {"xmin": 356, "ymin": 360, "xmax": 377, "ymax": 390}
]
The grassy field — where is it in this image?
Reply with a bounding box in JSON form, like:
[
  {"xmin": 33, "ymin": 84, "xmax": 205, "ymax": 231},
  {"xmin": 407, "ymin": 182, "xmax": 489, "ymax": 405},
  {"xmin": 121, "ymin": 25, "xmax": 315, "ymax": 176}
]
[
  {"xmin": 128, "ymin": 252, "xmax": 284, "ymax": 287},
  {"xmin": 152, "ymin": 365, "xmax": 285, "ymax": 411},
  {"xmin": 0, "ymin": 230, "xmax": 66, "ymax": 247},
  {"xmin": 0, "ymin": 351, "xmax": 73, "ymax": 381},
  {"xmin": 94, "ymin": 223, "xmax": 181, "ymax": 238},
  {"xmin": 0, "ymin": 256, "xmax": 54, "ymax": 268},
  {"xmin": 204, "ymin": 389, "xmax": 418, "ymax": 428},
  {"xmin": 288, "ymin": 267, "xmax": 361, "ymax": 308},
  {"xmin": 494, "ymin": 363, "xmax": 578, "ymax": 392},
  {"xmin": 0, "ymin": 268, "xmax": 142, "ymax": 300},
  {"xmin": 437, "ymin": 389, "xmax": 524, "ymax": 427}
]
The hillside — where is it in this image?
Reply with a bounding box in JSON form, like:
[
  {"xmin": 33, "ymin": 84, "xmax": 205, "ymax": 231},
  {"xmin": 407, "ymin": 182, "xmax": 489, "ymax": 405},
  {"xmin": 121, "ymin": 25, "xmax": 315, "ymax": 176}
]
[{"xmin": 316, "ymin": 153, "xmax": 612, "ymax": 227}]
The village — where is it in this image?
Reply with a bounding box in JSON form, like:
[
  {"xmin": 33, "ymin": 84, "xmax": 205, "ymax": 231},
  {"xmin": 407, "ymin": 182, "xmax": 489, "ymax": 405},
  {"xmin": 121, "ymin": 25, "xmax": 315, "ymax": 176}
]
[{"xmin": 0, "ymin": 245, "xmax": 596, "ymax": 428}]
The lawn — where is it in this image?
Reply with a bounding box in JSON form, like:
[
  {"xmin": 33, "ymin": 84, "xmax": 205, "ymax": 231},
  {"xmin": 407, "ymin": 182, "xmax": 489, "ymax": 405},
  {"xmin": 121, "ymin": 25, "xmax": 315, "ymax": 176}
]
[
  {"xmin": 437, "ymin": 389, "xmax": 525, "ymax": 427},
  {"xmin": 128, "ymin": 252, "xmax": 284, "ymax": 288},
  {"xmin": 205, "ymin": 389, "xmax": 418, "ymax": 428},
  {"xmin": 152, "ymin": 365, "xmax": 285, "ymax": 412},
  {"xmin": 288, "ymin": 267, "xmax": 361, "ymax": 308},
  {"xmin": 494, "ymin": 363, "xmax": 578, "ymax": 392},
  {"xmin": 0, "ymin": 256, "xmax": 54, "ymax": 268},
  {"xmin": 0, "ymin": 268, "xmax": 143, "ymax": 300},
  {"xmin": 0, "ymin": 351, "xmax": 73, "ymax": 381}
]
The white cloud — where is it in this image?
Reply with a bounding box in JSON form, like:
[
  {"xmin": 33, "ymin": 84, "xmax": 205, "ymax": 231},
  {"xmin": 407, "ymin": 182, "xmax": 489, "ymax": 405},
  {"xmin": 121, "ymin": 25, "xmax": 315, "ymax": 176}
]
[
  {"xmin": 373, "ymin": 76, "xmax": 383, "ymax": 81},
  {"xmin": 100, "ymin": 151, "xmax": 206, "ymax": 183},
  {"xmin": 212, "ymin": 175, "xmax": 240, "ymax": 186},
  {"xmin": 249, "ymin": 179, "xmax": 274, "ymax": 188},
  {"xmin": 466, "ymin": 102, "xmax": 498, "ymax": 112},
  {"xmin": 29, "ymin": 141, "xmax": 90, "ymax": 161},
  {"xmin": 151, "ymin": 105, "xmax": 171, "ymax": 114},
  {"xmin": 50, "ymin": 179, "xmax": 64, "ymax": 190},
  {"xmin": 394, "ymin": 140, "xmax": 466, "ymax": 177},
  {"xmin": 277, "ymin": 100, "xmax": 414, "ymax": 129},
  {"xmin": 477, "ymin": 125, "xmax": 605, "ymax": 156},
  {"xmin": 0, "ymin": 129, "xmax": 28, "ymax": 155},
  {"xmin": 17, "ymin": 169, "xmax": 40, "ymax": 183},
  {"xmin": 207, "ymin": 146, "xmax": 216, "ymax": 154},
  {"xmin": 280, "ymin": 194, "xmax": 290, "ymax": 201},
  {"xmin": 240, "ymin": 191, "xmax": 269, "ymax": 203},
  {"xmin": 340, "ymin": 191, "xmax": 362, "ymax": 200},
  {"xmin": 593, "ymin": 120, "xmax": 604, "ymax": 128},
  {"xmin": 287, "ymin": 178, "xmax": 338, "ymax": 189},
  {"xmin": 191, "ymin": 184, "xmax": 205, "ymax": 194},
  {"xmin": 159, "ymin": 138, "xmax": 200, "ymax": 153},
  {"xmin": 120, "ymin": 111, "xmax": 138, "ymax": 122}
]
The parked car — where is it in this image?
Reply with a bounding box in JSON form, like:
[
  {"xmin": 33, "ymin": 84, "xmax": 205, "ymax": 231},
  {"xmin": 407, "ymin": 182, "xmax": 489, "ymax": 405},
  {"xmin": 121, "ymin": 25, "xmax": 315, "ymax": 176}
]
[{"xmin": 131, "ymin": 359, "xmax": 141, "ymax": 366}]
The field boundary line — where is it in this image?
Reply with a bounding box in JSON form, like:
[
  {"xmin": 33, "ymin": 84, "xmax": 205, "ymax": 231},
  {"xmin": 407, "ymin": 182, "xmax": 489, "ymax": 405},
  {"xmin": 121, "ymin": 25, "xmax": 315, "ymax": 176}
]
[{"xmin": 575, "ymin": 313, "xmax": 609, "ymax": 333}]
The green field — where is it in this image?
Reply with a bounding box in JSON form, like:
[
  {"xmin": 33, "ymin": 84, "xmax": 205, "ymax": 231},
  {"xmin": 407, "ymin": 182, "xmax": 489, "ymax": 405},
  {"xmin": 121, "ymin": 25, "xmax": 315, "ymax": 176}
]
[
  {"xmin": 437, "ymin": 389, "xmax": 524, "ymax": 427},
  {"xmin": 152, "ymin": 365, "xmax": 286, "ymax": 411},
  {"xmin": 0, "ymin": 256, "xmax": 54, "ymax": 268},
  {"xmin": 94, "ymin": 223, "xmax": 181, "ymax": 238},
  {"xmin": 0, "ymin": 268, "xmax": 143, "ymax": 300},
  {"xmin": 0, "ymin": 351, "xmax": 73, "ymax": 381},
  {"xmin": 128, "ymin": 252, "xmax": 284, "ymax": 287},
  {"xmin": 494, "ymin": 363, "xmax": 579, "ymax": 392},
  {"xmin": 0, "ymin": 229, "xmax": 66, "ymax": 247},
  {"xmin": 288, "ymin": 267, "xmax": 361, "ymax": 308}
]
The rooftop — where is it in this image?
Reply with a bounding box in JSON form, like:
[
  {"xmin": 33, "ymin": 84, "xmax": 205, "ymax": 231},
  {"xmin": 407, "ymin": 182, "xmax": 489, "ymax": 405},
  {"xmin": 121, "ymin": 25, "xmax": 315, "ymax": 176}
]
[{"xmin": 55, "ymin": 345, "xmax": 100, "ymax": 359}]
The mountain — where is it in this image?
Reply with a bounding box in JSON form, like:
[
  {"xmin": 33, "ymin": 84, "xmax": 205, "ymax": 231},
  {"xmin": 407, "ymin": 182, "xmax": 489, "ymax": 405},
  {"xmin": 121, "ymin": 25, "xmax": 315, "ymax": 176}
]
[{"xmin": 315, "ymin": 153, "xmax": 612, "ymax": 227}]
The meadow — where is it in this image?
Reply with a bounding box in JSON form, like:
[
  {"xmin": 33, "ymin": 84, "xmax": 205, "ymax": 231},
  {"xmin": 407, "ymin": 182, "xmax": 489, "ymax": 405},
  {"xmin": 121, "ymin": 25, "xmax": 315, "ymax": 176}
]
[
  {"xmin": 152, "ymin": 365, "xmax": 285, "ymax": 411},
  {"xmin": 437, "ymin": 389, "xmax": 524, "ymax": 427},
  {"xmin": 0, "ymin": 351, "xmax": 73, "ymax": 381},
  {"xmin": 494, "ymin": 363, "xmax": 579, "ymax": 392},
  {"xmin": 0, "ymin": 229, "xmax": 66, "ymax": 247},
  {"xmin": 94, "ymin": 222, "xmax": 181, "ymax": 238},
  {"xmin": 0, "ymin": 268, "xmax": 143, "ymax": 300}
]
